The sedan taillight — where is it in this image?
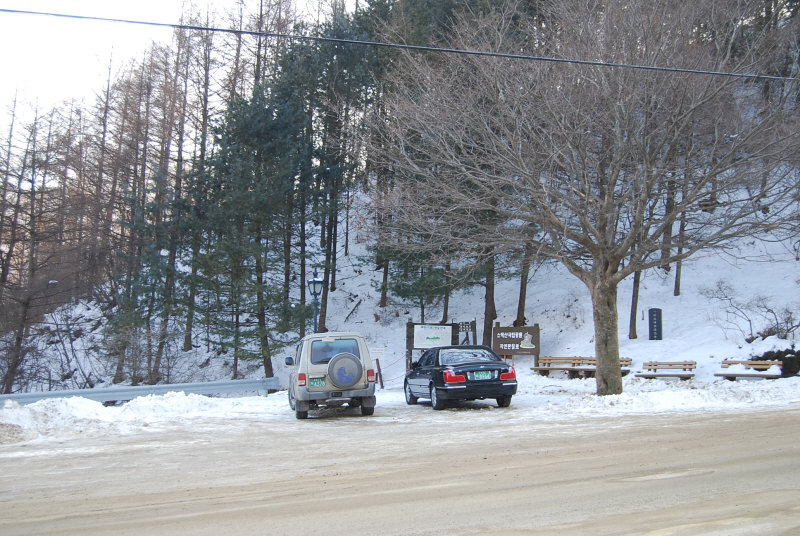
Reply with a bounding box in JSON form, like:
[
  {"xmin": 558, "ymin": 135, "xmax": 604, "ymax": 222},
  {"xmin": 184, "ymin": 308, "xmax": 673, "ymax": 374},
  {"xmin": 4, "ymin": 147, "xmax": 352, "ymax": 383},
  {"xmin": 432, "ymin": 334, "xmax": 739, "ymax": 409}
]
[
  {"xmin": 443, "ymin": 370, "xmax": 466, "ymax": 383},
  {"xmin": 297, "ymin": 373, "xmax": 307, "ymax": 387},
  {"xmin": 367, "ymin": 369, "xmax": 376, "ymax": 383},
  {"xmin": 500, "ymin": 368, "xmax": 517, "ymax": 381}
]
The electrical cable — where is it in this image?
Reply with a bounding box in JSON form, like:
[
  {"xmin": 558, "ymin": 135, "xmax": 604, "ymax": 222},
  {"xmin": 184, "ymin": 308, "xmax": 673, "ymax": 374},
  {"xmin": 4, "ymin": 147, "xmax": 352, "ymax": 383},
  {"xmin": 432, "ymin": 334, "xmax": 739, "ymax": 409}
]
[{"xmin": 1, "ymin": 8, "xmax": 798, "ymax": 82}]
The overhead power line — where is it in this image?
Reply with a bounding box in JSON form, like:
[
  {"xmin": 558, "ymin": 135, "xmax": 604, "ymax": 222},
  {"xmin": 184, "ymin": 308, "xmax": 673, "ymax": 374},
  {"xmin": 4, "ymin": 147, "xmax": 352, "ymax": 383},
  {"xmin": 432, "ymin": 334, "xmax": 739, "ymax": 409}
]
[{"xmin": 1, "ymin": 8, "xmax": 798, "ymax": 82}]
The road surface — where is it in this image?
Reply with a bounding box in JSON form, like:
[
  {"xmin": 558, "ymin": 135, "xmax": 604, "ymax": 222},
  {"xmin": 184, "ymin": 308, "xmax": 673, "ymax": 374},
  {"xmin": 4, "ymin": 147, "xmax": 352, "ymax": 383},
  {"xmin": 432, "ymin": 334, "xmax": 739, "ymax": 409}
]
[{"xmin": 1, "ymin": 405, "xmax": 799, "ymax": 535}]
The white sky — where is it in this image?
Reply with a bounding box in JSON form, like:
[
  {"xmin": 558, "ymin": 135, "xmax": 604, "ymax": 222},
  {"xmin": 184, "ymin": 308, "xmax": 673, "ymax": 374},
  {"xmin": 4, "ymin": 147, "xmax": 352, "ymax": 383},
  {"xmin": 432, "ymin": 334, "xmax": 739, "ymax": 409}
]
[
  {"xmin": 0, "ymin": 1, "xmax": 218, "ymax": 116},
  {"xmin": 0, "ymin": 1, "xmax": 354, "ymax": 131}
]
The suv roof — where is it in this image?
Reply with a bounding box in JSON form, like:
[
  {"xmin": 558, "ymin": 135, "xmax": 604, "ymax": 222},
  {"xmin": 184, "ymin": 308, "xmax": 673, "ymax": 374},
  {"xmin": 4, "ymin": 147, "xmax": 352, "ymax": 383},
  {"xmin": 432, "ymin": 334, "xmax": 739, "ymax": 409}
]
[{"xmin": 301, "ymin": 331, "xmax": 366, "ymax": 341}]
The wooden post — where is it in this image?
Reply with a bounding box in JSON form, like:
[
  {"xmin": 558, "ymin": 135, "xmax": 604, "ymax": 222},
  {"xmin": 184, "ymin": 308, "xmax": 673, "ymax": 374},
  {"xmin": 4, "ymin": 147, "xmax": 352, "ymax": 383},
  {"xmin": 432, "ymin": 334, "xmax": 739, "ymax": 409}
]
[{"xmin": 375, "ymin": 358, "xmax": 385, "ymax": 389}]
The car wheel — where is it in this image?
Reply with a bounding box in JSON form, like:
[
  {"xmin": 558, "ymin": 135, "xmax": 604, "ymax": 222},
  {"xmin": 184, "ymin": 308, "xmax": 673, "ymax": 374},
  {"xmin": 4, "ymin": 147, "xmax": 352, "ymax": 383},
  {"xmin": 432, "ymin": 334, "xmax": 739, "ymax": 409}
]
[
  {"xmin": 496, "ymin": 395, "xmax": 512, "ymax": 408},
  {"xmin": 430, "ymin": 384, "xmax": 445, "ymax": 410},
  {"xmin": 327, "ymin": 352, "xmax": 363, "ymax": 389},
  {"xmin": 287, "ymin": 385, "xmax": 296, "ymax": 410},
  {"xmin": 360, "ymin": 404, "xmax": 375, "ymax": 416},
  {"xmin": 295, "ymin": 400, "xmax": 309, "ymax": 420},
  {"xmin": 404, "ymin": 380, "xmax": 418, "ymax": 405}
]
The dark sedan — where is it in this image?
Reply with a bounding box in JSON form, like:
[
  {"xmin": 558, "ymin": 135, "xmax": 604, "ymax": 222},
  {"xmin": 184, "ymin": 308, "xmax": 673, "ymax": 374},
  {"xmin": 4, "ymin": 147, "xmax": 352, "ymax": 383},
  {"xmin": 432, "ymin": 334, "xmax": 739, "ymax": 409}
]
[{"xmin": 404, "ymin": 345, "xmax": 517, "ymax": 410}]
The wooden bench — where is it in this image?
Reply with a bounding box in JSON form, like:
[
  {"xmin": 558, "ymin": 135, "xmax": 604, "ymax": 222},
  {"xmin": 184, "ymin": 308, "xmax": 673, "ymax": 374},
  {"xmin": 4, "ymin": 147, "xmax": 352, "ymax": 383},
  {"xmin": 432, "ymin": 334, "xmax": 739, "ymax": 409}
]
[
  {"xmin": 713, "ymin": 360, "xmax": 783, "ymax": 381},
  {"xmin": 635, "ymin": 361, "xmax": 696, "ymax": 380},
  {"xmin": 531, "ymin": 357, "xmax": 632, "ymax": 379}
]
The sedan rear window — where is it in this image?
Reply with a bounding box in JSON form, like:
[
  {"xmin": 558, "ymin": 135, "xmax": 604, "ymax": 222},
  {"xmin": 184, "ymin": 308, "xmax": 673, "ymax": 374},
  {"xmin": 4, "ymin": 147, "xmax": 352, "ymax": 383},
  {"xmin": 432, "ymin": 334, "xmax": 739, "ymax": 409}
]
[
  {"xmin": 311, "ymin": 339, "xmax": 361, "ymax": 364},
  {"xmin": 439, "ymin": 348, "xmax": 500, "ymax": 366}
]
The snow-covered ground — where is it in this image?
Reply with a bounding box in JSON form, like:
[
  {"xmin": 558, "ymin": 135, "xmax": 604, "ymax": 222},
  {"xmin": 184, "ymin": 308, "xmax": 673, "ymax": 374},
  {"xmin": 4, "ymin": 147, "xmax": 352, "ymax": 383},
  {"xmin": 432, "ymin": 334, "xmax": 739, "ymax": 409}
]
[{"xmin": 1, "ymin": 235, "xmax": 798, "ymax": 444}]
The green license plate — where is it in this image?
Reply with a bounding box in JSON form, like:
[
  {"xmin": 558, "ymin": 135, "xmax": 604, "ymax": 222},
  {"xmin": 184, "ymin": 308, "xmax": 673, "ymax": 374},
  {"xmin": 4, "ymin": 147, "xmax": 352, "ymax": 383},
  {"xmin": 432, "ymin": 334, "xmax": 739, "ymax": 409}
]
[
  {"xmin": 309, "ymin": 377, "xmax": 326, "ymax": 388},
  {"xmin": 473, "ymin": 370, "xmax": 492, "ymax": 380}
]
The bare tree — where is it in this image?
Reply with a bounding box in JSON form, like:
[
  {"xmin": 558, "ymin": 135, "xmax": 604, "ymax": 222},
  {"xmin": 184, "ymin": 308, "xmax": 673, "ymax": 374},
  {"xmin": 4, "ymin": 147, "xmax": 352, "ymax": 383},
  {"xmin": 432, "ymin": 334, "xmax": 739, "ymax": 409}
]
[
  {"xmin": 0, "ymin": 105, "xmax": 85, "ymax": 392},
  {"xmin": 370, "ymin": 0, "xmax": 800, "ymax": 395}
]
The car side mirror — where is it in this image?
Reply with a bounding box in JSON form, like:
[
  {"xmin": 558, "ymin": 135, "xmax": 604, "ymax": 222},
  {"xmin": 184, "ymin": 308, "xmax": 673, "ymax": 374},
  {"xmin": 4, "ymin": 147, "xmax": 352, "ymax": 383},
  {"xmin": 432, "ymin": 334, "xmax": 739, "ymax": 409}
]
[
  {"xmin": 285, "ymin": 356, "xmax": 294, "ymax": 366},
  {"xmin": 411, "ymin": 361, "xmax": 420, "ymax": 369}
]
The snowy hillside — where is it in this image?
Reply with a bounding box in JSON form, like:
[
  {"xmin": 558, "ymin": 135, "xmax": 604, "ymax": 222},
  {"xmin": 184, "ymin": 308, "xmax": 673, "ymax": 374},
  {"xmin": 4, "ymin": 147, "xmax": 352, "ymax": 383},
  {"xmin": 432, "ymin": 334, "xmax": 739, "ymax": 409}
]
[
  {"xmin": 321, "ymin": 235, "xmax": 799, "ymax": 390},
  {"xmin": 10, "ymin": 232, "xmax": 800, "ymax": 391}
]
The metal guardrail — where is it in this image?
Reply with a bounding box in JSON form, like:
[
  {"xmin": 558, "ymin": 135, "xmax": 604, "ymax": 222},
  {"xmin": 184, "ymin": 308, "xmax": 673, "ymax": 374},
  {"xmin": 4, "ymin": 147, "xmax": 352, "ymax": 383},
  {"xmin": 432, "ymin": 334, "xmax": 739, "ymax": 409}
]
[{"xmin": 0, "ymin": 377, "xmax": 281, "ymax": 405}]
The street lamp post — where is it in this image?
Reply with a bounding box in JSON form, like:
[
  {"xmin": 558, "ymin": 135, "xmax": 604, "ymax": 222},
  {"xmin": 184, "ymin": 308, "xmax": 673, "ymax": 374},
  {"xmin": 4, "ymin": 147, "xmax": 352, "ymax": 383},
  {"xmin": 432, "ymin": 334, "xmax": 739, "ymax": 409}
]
[{"xmin": 307, "ymin": 269, "xmax": 324, "ymax": 333}]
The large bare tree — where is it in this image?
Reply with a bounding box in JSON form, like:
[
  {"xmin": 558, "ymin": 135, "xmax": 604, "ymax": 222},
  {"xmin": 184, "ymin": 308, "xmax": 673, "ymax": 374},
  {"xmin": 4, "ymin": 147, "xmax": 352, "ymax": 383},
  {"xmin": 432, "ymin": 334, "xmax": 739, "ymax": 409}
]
[{"xmin": 370, "ymin": 0, "xmax": 800, "ymax": 395}]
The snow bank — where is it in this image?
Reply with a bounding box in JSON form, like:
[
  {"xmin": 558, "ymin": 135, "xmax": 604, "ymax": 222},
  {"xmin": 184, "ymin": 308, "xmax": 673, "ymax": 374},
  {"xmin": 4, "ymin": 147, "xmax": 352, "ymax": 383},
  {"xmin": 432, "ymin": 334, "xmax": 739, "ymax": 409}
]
[{"xmin": 3, "ymin": 369, "xmax": 799, "ymax": 445}]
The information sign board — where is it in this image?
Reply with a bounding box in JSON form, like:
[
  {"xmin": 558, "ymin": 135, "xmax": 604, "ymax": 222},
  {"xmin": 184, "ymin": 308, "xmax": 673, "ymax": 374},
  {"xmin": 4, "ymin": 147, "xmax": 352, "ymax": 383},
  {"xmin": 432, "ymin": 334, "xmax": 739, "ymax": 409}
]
[
  {"xmin": 492, "ymin": 324, "xmax": 540, "ymax": 357},
  {"xmin": 413, "ymin": 324, "xmax": 453, "ymax": 349}
]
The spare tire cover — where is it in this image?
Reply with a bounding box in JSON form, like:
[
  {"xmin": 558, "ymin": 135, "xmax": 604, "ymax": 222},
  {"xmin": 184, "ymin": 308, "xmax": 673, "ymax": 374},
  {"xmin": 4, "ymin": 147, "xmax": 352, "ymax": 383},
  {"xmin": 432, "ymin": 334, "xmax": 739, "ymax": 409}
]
[{"xmin": 328, "ymin": 352, "xmax": 363, "ymax": 389}]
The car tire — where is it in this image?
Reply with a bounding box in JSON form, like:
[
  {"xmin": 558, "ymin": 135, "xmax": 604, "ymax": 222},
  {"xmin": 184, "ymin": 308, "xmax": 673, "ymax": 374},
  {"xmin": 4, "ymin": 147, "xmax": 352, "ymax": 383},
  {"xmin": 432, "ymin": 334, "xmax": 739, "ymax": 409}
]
[
  {"xmin": 327, "ymin": 352, "xmax": 363, "ymax": 389},
  {"xmin": 288, "ymin": 385, "xmax": 296, "ymax": 410},
  {"xmin": 496, "ymin": 395, "xmax": 512, "ymax": 408},
  {"xmin": 360, "ymin": 404, "xmax": 375, "ymax": 416},
  {"xmin": 295, "ymin": 400, "xmax": 309, "ymax": 420},
  {"xmin": 430, "ymin": 384, "xmax": 445, "ymax": 410},
  {"xmin": 404, "ymin": 380, "xmax": 418, "ymax": 405}
]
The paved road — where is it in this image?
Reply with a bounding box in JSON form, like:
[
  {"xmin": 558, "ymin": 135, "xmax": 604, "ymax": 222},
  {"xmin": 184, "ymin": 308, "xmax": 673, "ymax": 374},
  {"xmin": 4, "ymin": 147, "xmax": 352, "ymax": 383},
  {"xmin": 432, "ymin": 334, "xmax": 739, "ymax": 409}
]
[{"xmin": 1, "ymin": 407, "xmax": 799, "ymax": 535}]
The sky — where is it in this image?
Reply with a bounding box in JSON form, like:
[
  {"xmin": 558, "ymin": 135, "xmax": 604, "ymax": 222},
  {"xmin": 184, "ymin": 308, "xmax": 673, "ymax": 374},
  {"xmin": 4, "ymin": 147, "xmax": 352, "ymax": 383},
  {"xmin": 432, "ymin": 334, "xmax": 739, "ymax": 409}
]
[
  {"xmin": 0, "ymin": 1, "xmax": 213, "ymax": 115},
  {"xmin": 0, "ymin": 1, "xmax": 355, "ymax": 132}
]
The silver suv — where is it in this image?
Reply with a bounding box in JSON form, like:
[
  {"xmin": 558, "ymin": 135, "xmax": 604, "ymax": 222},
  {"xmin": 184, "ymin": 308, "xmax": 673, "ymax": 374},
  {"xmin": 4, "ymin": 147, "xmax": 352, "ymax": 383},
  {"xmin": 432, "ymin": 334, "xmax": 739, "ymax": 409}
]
[{"xmin": 285, "ymin": 332, "xmax": 377, "ymax": 419}]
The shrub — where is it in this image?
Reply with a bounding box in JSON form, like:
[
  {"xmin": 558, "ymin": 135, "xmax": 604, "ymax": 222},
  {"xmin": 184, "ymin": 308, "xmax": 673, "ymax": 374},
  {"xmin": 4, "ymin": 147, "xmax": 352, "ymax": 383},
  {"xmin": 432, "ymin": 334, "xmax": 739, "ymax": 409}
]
[{"xmin": 756, "ymin": 346, "xmax": 799, "ymax": 377}]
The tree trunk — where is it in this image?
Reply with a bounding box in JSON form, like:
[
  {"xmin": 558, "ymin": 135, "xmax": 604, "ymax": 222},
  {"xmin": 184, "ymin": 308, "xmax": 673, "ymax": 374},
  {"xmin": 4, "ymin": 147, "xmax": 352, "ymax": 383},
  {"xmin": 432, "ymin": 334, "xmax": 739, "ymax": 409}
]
[
  {"xmin": 329, "ymin": 192, "xmax": 339, "ymax": 293},
  {"xmin": 299, "ymin": 185, "xmax": 308, "ymax": 339},
  {"xmin": 185, "ymin": 21, "xmax": 214, "ymax": 350},
  {"xmin": 379, "ymin": 257, "xmax": 389, "ymax": 308},
  {"xmin": 261, "ymin": 333, "xmax": 275, "ymax": 382},
  {"xmin": 2, "ymin": 297, "xmax": 30, "ymax": 393},
  {"xmin": 112, "ymin": 332, "xmax": 128, "ymax": 384},
  {"xmin": 233, "ymin": 304, "xmax": 240, "ymax": 380},
  {"xmin": 92, "ymin": 56, "xmax": 113, "ymax": 283},
  {"xmin": 628, "ymin": 270, "xmax": 641, "ymax": 339},
  {"xmin": 0, "ymin": 93, "xmax": 17, "ymax": 284},
  {"xmin": 150, "ymin": 312, "xmax": 169, "ymax": 384},
  {"xmin": 255, "ymin": 228, "xmax": 274, "ymax": 379},
  {"xmin": 590, "ymin": 279, "xmax": 623, "ymax": 396},
  {"xmin": 674, "ymin": 208, "xmax": 687, "ymax": 296},
  {"xmin": 283, "ymin": 197, "xmax": 293, "ymax": 306},
  {"xmin": 318, "ymin": 230, "xmax": 332, "ymax": 333},
  {"xmin": 183, "ymin": 237, "xmax": 199, "ymax": 351},
  {"xmin": 440, "ymin": 262, "xmax": 451, "ymax": 324},
  {"xmin": 514, "ymin": 244, "xmax": 533, "ymax": 327},
  {"xmin": 482, "ymin": 255, "xmax": 497, "ymax": 347}
]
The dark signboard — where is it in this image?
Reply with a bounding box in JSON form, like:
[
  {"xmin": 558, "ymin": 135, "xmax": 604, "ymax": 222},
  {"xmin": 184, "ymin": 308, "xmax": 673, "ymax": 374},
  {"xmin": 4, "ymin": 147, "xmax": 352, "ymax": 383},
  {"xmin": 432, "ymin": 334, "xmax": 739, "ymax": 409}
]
[{"xmin": 492, "ymin": 323, "xmax": 540, "ymax": 357}]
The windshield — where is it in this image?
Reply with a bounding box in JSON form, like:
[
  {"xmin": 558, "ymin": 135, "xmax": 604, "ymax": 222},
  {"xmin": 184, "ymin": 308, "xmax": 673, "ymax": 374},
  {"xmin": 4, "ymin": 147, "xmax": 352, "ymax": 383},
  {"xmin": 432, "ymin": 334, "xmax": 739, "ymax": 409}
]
[
  {"xmin": 311, "ymin": 339, "xmax": 360, "ymax": 365},
  {"xmin": 439, "ymin": 348, "xmax": 500, "ymax": 366}
]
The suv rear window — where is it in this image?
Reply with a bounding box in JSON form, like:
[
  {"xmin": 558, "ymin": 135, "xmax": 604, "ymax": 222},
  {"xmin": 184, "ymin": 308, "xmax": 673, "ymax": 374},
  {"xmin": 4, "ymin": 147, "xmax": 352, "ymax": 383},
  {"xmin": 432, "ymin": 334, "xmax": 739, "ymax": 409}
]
[{"xmin": 311, "ymin": 339, "xmax": 361, "ymax": 364}]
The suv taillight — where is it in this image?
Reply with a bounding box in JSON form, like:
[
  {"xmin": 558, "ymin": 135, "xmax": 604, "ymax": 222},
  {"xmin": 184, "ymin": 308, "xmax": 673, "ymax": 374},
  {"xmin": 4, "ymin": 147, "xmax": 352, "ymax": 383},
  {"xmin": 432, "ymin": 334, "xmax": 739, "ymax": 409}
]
[
  {"xmin": 367, "ymin": 369, "xmax": 376, "ymax": 383},
  {"xmin": 297, "ymin": 373, "xmax": 307, "ymax": 387}
]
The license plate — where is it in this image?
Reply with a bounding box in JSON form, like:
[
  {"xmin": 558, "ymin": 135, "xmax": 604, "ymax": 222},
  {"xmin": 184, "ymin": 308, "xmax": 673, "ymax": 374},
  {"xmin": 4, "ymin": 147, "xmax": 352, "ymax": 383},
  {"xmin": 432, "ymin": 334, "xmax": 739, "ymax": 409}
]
[
  {"xmin": 473, "ymin": 370, "xmax": 492, "ymax": 380},
  {"xmin": 309, "ymin": 377, "xmax": 326, "ymax": 388}
]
